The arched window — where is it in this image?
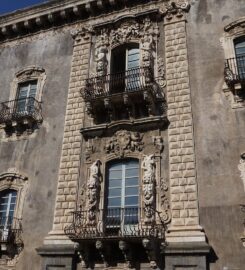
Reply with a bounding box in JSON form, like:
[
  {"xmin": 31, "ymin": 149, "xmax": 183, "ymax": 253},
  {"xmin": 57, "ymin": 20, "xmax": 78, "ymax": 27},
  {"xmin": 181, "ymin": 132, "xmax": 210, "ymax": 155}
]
[
  {"xmin": 234, "ymin": 37, "xmax": 245, "ymax": 80},
  {"xmin": 0, "ymin": 189, "xmax": 17, "ymax": 241},
  {"xmin": 105, "ymin": 159, "xmax": 139, "ymax": 231}
]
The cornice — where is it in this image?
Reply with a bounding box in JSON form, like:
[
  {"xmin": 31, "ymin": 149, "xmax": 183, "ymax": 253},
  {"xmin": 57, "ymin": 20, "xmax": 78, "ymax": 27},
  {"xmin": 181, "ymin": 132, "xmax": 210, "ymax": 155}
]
[{"xmin": 0, "ymin": 0, "xmax": 162, "ymax": 42}]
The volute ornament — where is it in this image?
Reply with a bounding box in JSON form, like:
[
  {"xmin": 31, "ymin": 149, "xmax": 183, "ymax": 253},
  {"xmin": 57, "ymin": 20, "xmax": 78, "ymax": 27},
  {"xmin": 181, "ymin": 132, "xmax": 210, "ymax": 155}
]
[{"xmin": 165, "ymin": 1, "xmax": 190, "ymax": 20}]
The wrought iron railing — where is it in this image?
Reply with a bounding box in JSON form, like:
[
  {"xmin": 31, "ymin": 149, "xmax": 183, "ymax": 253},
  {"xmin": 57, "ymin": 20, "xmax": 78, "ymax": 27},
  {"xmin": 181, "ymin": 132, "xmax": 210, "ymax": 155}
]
[
  {"xmin": 225, "ymin": 55, "xmax": 245, "ymax": 85},
  {"xmin": 0, "ymin": 217, "xmax": 22, "ymax": 244},
  {"xmin": 65, "ymin": 207, "xmax": 165, "ymax": 241},
  {"xmin": 82, "ymin": 67, "xmax": 155, "ymax": 100},
  {"xmin": 0, "ymin": 97, "xmax": 42, "ymax": 124}
]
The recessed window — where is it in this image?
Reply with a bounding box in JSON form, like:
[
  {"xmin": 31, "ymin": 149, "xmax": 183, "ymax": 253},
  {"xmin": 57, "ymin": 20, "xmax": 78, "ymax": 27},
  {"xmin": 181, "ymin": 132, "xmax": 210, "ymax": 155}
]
[
  {"xmin": 234, "ymin": 37, "xmax": 245, "ymax": 80},
  {"xmin": 105, "ymin": 159, "xmax": 139, "ymax": 231},
  {"xmin": 110, "ymin": 44, "xmax": 140, "ymax": 94},
  {"xmin": 0, "ymin": 189, "xmax": 17, "ymax": 241},
  {"xmin": 16, "ymin": 80, "xmax": 37, "ymax": 113}
]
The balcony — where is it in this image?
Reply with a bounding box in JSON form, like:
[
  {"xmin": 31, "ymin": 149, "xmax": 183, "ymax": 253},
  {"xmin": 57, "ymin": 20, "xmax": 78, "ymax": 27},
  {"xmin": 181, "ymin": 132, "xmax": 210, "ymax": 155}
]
[
  {"xmin": 81, "ymin": 67, "xmax": 167, "ymax": 138},
  {"xmin": 0, "ymin": 97, "xmax": 42, "ymax": 135},
  {"xmin": 225, "ymin": 55, "xmax": 245, "ymax": 86},
  {"xmin": 0, "ymin": 217, "xmax": 23, "ymax": 250},
  {"xmin": 65, "ymin": 207, "xmax": 165, "ymax": 241}
]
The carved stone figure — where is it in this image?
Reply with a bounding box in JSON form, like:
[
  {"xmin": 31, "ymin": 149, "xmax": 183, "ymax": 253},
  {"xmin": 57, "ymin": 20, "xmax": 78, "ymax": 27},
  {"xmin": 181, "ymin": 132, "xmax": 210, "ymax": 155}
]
[
  {"xmin": 86, "ymin": 160, "xmax": 102, "ymax": 224},
  {"xmin": 238, "ymin": 153, "xmax": 245, "ymax": 192},
  {"xmin": 153, "ymin": 136, "xmax": 164, "ymax": 152},
  {"xmin": 105, "ymin": 130, "xmax": 143, "ymax": 157},
  {"xmin": 142, "ymin": 155, "xmax": 156, "ymax": 223}
]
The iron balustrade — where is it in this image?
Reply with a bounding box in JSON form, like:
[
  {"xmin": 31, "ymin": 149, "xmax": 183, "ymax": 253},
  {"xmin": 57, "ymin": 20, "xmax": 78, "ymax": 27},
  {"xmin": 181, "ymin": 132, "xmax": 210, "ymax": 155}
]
[
  {"xmin": 64, "ymin": 207, "xmax": 165, "ymax": 241},
  {"xmin": 0, "ymin": 217, "xmax": 22, "ymax": 244},
  {"xmin": 225, "ymin": 55, "xmax": 245, "ymax": 85},
  {"xmin": 0, "ymin": 97, "xmax": 42, "ymax": 124},
  {"xmin": 82, "ymin": 67, "xmax": 155, "ymax": 100}
]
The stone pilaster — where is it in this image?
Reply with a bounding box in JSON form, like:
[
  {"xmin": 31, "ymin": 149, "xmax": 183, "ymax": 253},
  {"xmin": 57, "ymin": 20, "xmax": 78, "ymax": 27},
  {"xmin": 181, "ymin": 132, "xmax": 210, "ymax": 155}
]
[
  {"xmin": 164, "ymin": 8, "xmax": 205, "ymax": 243},
  {"xmin": 46, "ymin": 28, "xmax": 92, "ymax": 241}
]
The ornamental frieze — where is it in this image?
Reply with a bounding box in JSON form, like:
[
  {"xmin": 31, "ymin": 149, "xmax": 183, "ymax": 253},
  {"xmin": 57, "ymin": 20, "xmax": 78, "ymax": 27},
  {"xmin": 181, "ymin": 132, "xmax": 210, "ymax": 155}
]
[{"xmin": 105, "ymin": 130, "xmax": 144, "ymax": 157}]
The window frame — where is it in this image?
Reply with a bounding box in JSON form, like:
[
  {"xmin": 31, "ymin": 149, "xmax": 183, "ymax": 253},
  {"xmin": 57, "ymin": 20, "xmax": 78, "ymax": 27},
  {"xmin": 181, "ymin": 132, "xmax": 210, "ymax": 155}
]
[{"xmin": 9, "ymin": 66, "xmax": 46, "ymax": 103}]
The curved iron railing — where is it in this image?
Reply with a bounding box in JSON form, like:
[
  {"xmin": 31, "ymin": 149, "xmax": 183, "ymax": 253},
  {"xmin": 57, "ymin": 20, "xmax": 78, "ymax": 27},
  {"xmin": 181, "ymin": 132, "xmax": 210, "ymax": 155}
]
[
  {"xmin": 225, "ymin": 55, "xmax": 245, "ymax": 85},
  {"xmin": 82, "ymin": 67, "xmax": 155, "ymax": 100},
  {"xmin": 0, "ymin": 216, "xmax": 22, "ymax": 245},
  {"xmin": 65, "ymin": 207, "xmax": 165, "ymax": 241},
  {"xmin": 0, "ymin": 97, "xmax": 42, "ymax": 124}
]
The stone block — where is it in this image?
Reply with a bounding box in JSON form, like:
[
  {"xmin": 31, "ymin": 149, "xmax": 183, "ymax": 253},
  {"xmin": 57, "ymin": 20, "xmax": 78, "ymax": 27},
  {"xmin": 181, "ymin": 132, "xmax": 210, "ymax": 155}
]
[{"xmin": 172, "ymin": 202, "xmax": 184, "ymax": 210}]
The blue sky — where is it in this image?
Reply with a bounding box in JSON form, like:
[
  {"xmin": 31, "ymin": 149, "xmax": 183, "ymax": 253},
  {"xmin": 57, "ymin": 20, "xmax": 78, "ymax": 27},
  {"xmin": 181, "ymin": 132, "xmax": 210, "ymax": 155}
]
[{"xmin": 0, "ymin": 0, "xmax": 48, "ymax": 15}]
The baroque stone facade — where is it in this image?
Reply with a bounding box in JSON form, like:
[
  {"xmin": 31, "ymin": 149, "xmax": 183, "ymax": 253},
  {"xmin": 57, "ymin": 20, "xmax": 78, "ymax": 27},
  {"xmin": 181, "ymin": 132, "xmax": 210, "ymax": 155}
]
[{"xmin": 0, "ymin": 0, "xmax": 244, "ymax": 270}]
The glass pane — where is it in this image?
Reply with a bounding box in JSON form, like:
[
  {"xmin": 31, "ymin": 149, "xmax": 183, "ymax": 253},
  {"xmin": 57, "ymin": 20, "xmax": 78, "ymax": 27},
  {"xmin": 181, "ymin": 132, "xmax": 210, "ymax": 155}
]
[
  {"xmin": 108, "ymin": 188, "xmax": 121, "ymax": 197},
  {"xmin": 108, "ymin": 197, "xmax": 121, "ymax": 207},
  {"xmin": 109, "ymin": 179, "xmax": 122, "ymax": 188},
  {"xmin": 125, "ymin": 196, "xmax": 138, "ymax": 206},
  {"xmin": 125, "ymin": 187, "xmax": 138, "ymax": 196},
  {"xmin": 109, "ymin": 170, "xmax": 122, "ymax": 179},
  {"xmin": 125, "ymin": 168, "xmax": 138, "ymax": 177},
  {"xmin": 125, "ymin": 177, "xmax": 138, "ymax": 186}
]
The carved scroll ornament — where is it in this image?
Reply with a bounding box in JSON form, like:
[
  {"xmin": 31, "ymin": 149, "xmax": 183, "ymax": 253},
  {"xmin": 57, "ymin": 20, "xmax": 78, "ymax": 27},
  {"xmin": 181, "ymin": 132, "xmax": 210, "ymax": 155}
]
[
  {"xmin": 105, "ymin": 130, "xmax": 144, "ymax": 157},
  {"xmin": 142, "ymin": 155, "xmax": 156, "ymax": 223},
  {"xmin": 164, "ymin": 1, "xmax": 190, "ymax": 20},
  {"xmin": 86, "ymin": 160, "xmax": 102, "ymax": 224}
]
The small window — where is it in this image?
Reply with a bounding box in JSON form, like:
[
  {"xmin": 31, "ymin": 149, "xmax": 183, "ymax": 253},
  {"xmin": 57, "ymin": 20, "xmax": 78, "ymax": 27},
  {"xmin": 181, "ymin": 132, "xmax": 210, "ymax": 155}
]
[
  {"xmin": 105, "ymin": 159, "xmax": 139, "ymax": 231},
  {"xmin": 16, "ymin": 80, "xmax": 37, "ymax": 113},
  {"xmin": 0, "ymin": 189, "xmax": 17, "ymax": 241},
  {"xmin": 234, "ymin": 37, "xmax": 245, "ymax": 80}
]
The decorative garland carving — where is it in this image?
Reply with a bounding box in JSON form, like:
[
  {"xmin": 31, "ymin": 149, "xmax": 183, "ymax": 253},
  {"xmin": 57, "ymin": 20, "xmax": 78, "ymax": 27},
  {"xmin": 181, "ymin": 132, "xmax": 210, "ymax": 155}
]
[
  {"xmin": 86, "ymin": 160, "xmax": 102, "ymax": 225},
  {"xmin": 105, "ymin": 130, "xmax": 144, "ymax": 157},
  {"xmin": 157, "ymin": 57, "xmax": 166, "ymax": 87},
  {"xmin": 238, "ymin": 153, "xmax": 245, "ymax": 192},
  {"xmin": 142, "ymin": 155, "xmax": 156, "ymax": 223}
]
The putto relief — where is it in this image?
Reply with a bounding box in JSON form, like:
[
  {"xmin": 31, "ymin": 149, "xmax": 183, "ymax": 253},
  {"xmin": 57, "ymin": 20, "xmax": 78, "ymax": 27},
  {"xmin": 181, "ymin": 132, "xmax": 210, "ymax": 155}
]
[
  {"xmin": 141, "ymin": 154, "xmax": 156, "ymax": 223},
  {"xmin": 86, "ymin": 160, "xmax": 102, "ymax": 224}
]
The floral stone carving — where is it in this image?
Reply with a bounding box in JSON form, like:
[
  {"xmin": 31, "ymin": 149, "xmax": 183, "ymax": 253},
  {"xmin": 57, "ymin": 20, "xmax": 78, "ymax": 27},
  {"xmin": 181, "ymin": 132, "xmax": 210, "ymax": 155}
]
[
  {"xmin": 142, "ymin": 155, "xmax": 156, "ymax": 223},
  {"xmin": 105, "ymin": 130, "xmax": 143, "ymax": 157},
  {"xmin": 238, "ymin": 153, "xmax": 245, "ymax": 192},
  {"xmin": 86, "ymin": 160, "xmax": 102, "ymax": 224}
]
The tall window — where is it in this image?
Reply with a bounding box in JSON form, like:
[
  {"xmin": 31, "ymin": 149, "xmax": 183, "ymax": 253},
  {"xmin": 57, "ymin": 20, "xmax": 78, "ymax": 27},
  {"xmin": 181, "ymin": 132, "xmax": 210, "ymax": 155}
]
[
  {"xmin": 0, "ymin": 189, "xmax": 17, "ymax": 240},
  {"xmin": 110, "ymin": 44, "xmax": 140, "ymax": 93},
  {"xmin": 106, "ymin": 159, "xmax": 139, "ymax": 229},
  {"xmin": 16, "ymin": 80, "xmax": 37, "ymax": 113},
  {"xmin": 234, "ymin": 37, "xmax": 245, "ymax": 79}
]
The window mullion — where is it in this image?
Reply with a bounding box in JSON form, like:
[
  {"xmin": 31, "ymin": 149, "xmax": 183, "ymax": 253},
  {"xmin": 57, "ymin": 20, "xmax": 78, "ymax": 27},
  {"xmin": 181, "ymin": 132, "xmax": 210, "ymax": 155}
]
[{"xmin": 121, "ymin": 164, "xmax": 126, "ymax": 209}]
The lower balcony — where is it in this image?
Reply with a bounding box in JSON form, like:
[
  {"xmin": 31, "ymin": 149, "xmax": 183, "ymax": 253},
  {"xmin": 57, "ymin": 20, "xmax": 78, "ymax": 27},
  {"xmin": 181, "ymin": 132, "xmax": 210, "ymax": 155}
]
[
  {"xmin": 0, "ymin": 217, "xmax": 23, "ymax": 257},
  {"xmin": 225, "ymin": 56, "xmax": 245, "ymax": 86},
  {"xmin": 65, "ymin": 208, "xmax": 166, "ymax": 268},
  {"xmin": 0, "ymin": 97, "xmax": 42, "ymax": 136},
  {"xmin": 65, "ymin": 207, "xmax": 165, "ymax": 241}
]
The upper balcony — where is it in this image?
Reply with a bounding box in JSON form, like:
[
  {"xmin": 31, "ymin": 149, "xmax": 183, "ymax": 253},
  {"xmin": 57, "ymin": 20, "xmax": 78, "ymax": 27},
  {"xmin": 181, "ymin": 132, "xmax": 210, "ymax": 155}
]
[
  {"xmin": 225, "ymin": 55, "xmax": 245, "ymax": 87},
  {"xmin": 0, "ymin": 97, "xmax": 42, "ymax": 136},
  {"xmin": 81, "ymin": 67, "xmax": 167, "ymax": 138}
]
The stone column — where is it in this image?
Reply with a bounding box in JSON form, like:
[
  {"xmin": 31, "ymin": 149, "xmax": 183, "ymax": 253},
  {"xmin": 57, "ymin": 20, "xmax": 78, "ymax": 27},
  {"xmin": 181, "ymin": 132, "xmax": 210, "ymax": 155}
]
[
  {"xmin": 37, "ymin": 28, "xmax": 92, "ymax": 269},
  {"xmin": 163, "ymin": 0, "xmax": 207, "ymax": 245}
]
